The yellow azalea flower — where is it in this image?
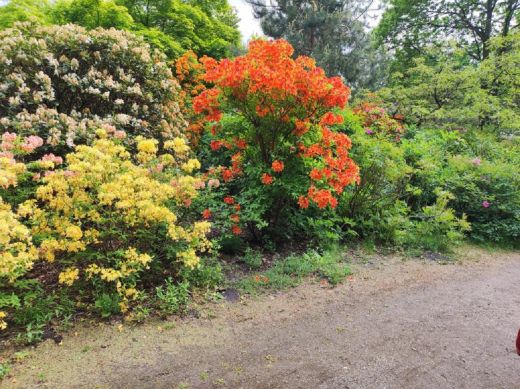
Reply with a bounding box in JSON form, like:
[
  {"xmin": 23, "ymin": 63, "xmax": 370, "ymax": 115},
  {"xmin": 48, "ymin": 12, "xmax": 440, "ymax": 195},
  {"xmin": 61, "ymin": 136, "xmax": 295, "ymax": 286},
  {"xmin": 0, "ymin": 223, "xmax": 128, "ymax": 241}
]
[
  {"xmin": 181, "ymin": 158, "xmax": 201, "ymax": 173},
  {"xmin": 65, "ymin": 225, "xmax": 83, "ymax": 240},
  {"xmin": 178, "ymin": 249, "xmax": 199, "ymax": 269},
  {"xmin": 95, "ymin": 128, "xmax": 108, "ymax": 138},
  {"xmin": 136, "ymin": 137, "xmax": 158, "ymax": 154},
  {"xmin": 0, "ymin": 199, "xmax": 37, "ymax": 281},
  {"xmin": 164, "ymin": 137, "xmax": 190, "ymax": 154},
  {"xmin": 58, "ymin": 267, "xmax": 80, "ymax": 286},
  {"xmin": 0, "ymin": 311, "xmax": 7, "ymax": 330}
]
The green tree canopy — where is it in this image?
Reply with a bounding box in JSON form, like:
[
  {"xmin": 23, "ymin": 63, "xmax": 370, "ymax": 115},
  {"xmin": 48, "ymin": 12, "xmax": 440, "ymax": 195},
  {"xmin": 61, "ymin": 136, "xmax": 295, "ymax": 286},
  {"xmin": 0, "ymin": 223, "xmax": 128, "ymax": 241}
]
[
  {"xmin": 375, "ymin": 0, "xmax": 520, "ymax": 68},
  {"xmin": 0, "ymin": 0, "xmax": 51, "ymax": 28},
  {"xmin": 373, "ymin": 31, "xmax": 520, "ymax": 135},
  {"xmin": 51, "ymin": 0, "xmax": 134, "ymax": 29}
]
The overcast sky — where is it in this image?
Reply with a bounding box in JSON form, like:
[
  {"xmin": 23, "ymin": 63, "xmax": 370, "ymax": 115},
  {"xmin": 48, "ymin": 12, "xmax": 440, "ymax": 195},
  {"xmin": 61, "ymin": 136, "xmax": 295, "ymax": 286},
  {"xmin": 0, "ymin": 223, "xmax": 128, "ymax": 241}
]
[{"xmin": 228, "ymin": 0, "xmax": 264, "ymax": 43}]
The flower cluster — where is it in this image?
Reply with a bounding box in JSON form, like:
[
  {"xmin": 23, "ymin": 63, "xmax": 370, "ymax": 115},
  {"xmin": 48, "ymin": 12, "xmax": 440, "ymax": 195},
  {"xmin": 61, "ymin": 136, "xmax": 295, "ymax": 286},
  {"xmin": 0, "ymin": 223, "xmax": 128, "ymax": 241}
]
[{"xmin": 298, "ymin": 127, "xmax": 360, "ymax": 209}]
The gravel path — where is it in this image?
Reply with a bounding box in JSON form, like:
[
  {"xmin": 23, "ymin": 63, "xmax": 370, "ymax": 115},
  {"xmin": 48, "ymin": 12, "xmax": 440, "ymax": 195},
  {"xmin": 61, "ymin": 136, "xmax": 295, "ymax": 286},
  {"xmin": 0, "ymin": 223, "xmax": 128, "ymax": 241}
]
[{"xmin": 2, "ymin": 248, "xmax": 520, "ymax": 388}]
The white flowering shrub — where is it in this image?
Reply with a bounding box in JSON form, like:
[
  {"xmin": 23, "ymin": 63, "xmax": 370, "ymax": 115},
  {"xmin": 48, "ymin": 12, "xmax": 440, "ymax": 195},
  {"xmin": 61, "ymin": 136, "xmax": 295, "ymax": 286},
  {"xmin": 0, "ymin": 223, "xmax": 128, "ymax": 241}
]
[{"xmin": 0, "ymin": 23, "xmax": 186, "ymax": 150}]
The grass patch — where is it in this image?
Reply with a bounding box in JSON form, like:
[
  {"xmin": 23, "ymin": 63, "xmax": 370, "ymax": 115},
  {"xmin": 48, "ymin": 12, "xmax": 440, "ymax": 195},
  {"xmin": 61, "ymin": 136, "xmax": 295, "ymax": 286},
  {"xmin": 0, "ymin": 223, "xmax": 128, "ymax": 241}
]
[
  {"xmin": 234, "ymin": 247, "xmax": 351, "ymax": 295},
  {"xmin": 0, "ymin": 363, "xmax": 10, "ymax": 380}
]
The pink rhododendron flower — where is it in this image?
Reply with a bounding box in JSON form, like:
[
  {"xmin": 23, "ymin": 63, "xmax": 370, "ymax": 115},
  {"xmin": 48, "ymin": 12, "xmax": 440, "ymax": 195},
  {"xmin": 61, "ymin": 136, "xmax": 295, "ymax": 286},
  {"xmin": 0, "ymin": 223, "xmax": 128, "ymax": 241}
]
[
  {"xmin": 2, "ymin": 132, "xmax": 16, "ymax": 142},
  {"xmin": 472, "ymin": 158, "xmax": 481, "ymax": 166},
  {"xmin": 482, "ymin": 200, "xmax": 490, "ymax": 208},
  {"xmin": 21, "ymin": 136, "xmax": 44, "ymax": 152},
  {"xmin": 208, "ymin": 178, "xmax": 220, "ymax": 188},
  {"xmin": 114, "ymin": 130, "xmax": 126, "ymax": 139},
  {"xmin": 41, "ymin": 153, "xmax": 63, "ymax": 164}
]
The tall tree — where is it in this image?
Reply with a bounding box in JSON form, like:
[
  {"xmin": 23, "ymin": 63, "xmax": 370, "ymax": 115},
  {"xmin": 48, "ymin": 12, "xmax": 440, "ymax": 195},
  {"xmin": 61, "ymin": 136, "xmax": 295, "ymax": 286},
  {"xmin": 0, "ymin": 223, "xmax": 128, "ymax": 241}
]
[
  {"xmin": 246, "ymin": 0, "xmax": 388, "ymax": 90},
  {"xmin": 119, "ymin": 0, "xmax": 241, "ymax": 58},
  {"xmin": 376, "ymin": 0, "xmax": 520, "ymax": 62}
]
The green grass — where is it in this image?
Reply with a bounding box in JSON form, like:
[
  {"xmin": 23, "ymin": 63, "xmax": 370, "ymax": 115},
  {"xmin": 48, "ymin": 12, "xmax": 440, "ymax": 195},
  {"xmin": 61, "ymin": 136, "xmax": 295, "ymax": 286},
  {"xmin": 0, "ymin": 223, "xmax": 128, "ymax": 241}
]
[
  {"xmin": 0, "ymin": 363, "xmax": 10, "ymax": 380},
  {"xmin": 234, "ymin": 247, "xmax": 351, "ymax": 295}
]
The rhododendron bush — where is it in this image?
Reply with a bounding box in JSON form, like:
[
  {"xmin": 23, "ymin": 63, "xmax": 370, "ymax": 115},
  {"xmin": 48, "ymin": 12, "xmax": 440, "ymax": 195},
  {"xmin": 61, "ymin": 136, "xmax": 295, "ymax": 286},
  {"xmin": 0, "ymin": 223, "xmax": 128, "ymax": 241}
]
[
  {"xmin": 192, "ymin": 39, "xmax": 359, "ymax": 238},
  {"xmin": 0, "ymin": 131, "xmax": 211, "ymax": 330},
  {"xmin": 0, "ymin": 23, "xmax": 186, "ymax": 152}
]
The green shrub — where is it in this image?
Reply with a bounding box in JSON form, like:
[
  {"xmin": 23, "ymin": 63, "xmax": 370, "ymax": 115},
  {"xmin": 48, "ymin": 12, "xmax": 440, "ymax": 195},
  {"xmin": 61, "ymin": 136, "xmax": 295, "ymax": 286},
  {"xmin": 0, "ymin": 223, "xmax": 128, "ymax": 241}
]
[
  {"xmin": 94, "ymin": 293, "xmax": 121, "ymax": 318},
  {"xmin": 236, "ymin": 249, "xmax": 351, "ymax": 294},
  {"xmin": 395, "ymin": 190, "xmax": 471, "ymax": 252},
  {"xmin": 337, "ymin": 107, "xmax": 412, "ymax": 243},
  {"xmin": 0, "ymin": 362, "xmax": 10, "ymax": 380},
  {"xmin": 404, "ymin": 129, "xmax": 520, "ymax": 245},
  {"xmin": 242, "ymin": 248, "xmax": 263, "ymax": 270},
  {"xmin": 180, "ymin": 257, "xmax": 224, "ymax": 292},
  {"xmin": 155, "ymin": 278, "xmax": 190, "ymax": 315}
]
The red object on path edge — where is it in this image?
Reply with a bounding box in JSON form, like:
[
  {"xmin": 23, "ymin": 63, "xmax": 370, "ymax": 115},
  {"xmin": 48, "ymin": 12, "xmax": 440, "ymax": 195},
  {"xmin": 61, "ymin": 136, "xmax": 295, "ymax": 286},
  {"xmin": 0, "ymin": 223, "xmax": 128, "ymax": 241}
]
[{"xmin": 516, "ymin": 329, "xmax": 520, "ymax": 356}]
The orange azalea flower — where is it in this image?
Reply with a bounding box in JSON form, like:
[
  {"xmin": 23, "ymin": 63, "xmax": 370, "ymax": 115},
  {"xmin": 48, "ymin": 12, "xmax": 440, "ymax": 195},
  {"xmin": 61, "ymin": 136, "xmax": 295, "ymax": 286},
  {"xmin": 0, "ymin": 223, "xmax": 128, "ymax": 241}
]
[
  {"xmin": 309, "ymin": 188, "xmax": 338, "ymax": 209},
  {"xmin": 232, "ymin": 225, "xmax": 242, "ymax": 235},
  {"xmin": 320, "ymin": 112, "xmax": 344, "ymax": 126},
  {"xmin": 235, "ymin": 138, "xmax": 247, "ymax": 149},
  {"xmin": 230, "ymin": 214, "xmax": 240, "ymax": 222},
  {"xmin": 235, "ymin": 204, "xmax": 241, "ymax": 211},
  {"xmin": 193, "ymin": 88, "xmax": 222, "ymax": 122},
  {"xmin": 309, "ymin": 168, "xmax": 322, "ymax": 181},
  {"xmin": 271, "ymin": 160, "xmax": 284, "ymax": 173},
  {"xmin": 298, "ymin": 196, "xmax": 310, "ymax": 209},
  {"xmin": 192, "ymin": 39, "xmax": 359, "ymax": 213},
  {"xmin": 261, "ymin": 173, "xmax": 274, "ymax": 185},
  {"xmin": 222, "ymin": 169, "xmax": 234, "ymax": 182},
  {"xmin": 210, "ymin": 140, "xmax": 223, "ymax": 151},
  {"xmin": 202, "ymin": 209, "xmax": 212, "ymax": 219},
  {"xmin": 294, "ymin": 119, "xmax": 310, "ymax": 136},
  {"xmin": 224, "ymin": 196, "xmax": 235, "ymax": 205}
]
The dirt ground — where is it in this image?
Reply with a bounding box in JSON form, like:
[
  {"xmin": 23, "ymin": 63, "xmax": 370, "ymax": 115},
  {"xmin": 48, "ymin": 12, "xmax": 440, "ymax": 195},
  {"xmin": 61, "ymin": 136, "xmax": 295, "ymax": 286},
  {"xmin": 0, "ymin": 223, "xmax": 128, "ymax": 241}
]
[{"xmin": 1, "ymin": 247, "xmax": 520, "ymax": 389}]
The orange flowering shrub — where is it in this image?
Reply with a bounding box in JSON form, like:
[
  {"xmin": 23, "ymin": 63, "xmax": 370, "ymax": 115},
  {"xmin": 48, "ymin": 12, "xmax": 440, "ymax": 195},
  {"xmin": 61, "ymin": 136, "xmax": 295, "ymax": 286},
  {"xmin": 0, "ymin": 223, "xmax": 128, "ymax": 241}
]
[{"xmin": 192, "ymin": 39, "xmax": 359, "ymax": 238}]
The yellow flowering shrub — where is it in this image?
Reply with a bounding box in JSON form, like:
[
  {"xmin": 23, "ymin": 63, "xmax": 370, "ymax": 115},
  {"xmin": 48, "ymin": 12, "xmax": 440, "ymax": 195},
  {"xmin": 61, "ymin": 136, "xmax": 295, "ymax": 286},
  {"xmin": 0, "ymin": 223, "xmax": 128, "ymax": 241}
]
[
  {"xmin": 18, "ymin": 135, "xmax": 211, "ymax": 309},
  {"xmin": 0, "ymin": 133, "xmax": 211, "ymax": 332},
  {"xmin": 0, "ymin": 199, "xmax": 37, "ymax": 282}
]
